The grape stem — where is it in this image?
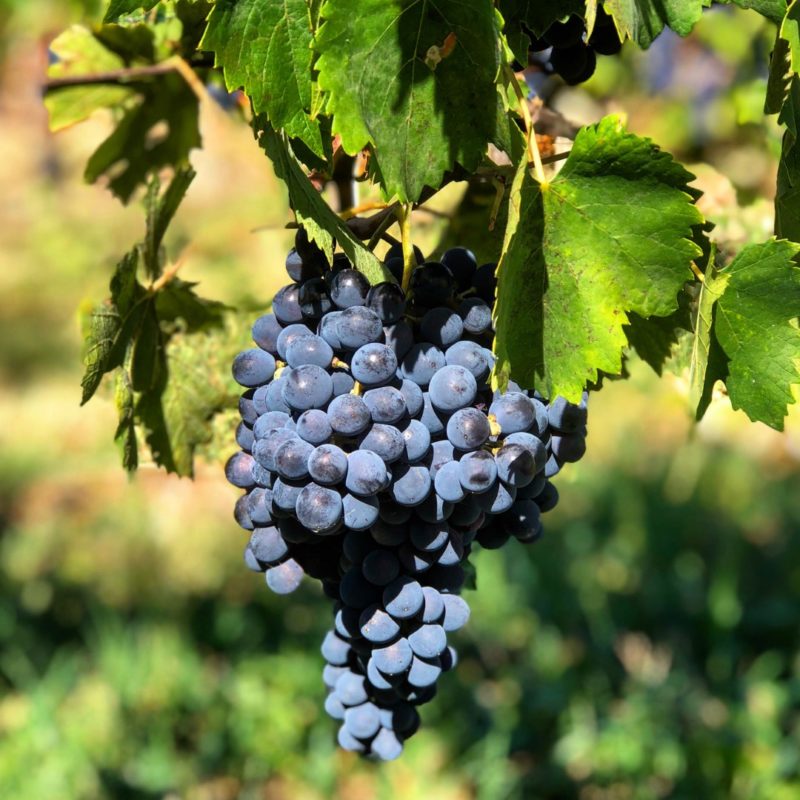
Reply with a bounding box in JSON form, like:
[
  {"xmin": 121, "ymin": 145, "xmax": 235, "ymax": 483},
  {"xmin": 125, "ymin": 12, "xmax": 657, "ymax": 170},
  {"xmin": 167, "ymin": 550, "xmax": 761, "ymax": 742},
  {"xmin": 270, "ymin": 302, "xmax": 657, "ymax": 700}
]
[
  {"xmin": 505, "ymin": 66, "xmax": 547, "ymax": 185},
  {"xmin": 396, "ymin": 203, "xmax": 416, "ymax": 292}
]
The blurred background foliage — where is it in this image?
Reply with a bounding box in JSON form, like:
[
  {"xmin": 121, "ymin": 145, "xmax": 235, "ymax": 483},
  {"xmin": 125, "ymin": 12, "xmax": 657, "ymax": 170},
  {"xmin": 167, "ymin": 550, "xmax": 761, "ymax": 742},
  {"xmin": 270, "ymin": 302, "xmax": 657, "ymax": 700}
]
[{"xmin": 1, "ymin": 2, "xmax": 799, "ymax": 798}]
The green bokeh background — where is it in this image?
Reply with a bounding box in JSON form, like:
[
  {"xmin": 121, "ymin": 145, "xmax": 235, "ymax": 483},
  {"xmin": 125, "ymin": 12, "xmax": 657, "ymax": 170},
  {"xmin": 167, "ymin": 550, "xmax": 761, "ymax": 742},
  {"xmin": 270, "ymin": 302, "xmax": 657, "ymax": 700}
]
[{"xmin": 1, "ymin": 3, "xmax": 799, "ymax": 798}]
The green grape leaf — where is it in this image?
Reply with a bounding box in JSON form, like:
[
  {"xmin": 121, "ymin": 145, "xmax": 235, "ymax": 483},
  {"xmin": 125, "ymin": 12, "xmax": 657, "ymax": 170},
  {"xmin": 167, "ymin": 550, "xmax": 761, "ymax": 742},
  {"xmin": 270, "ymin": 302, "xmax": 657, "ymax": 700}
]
[
  {"xmin": 201, "ymin": 0, "xmax": 323, "ymax": 157},
  {"xmin": 712, "ymin": 240, "xmax": 800, "ymax": 429},
  {"xmin": 625, "ymin": 288, "xmax": 693, "ymax": 376},
  {"xmin": 602, "ymin": 0, "xmax": 705, "ymax": 48},
  {"xmin": 498, "ymin": 0, "xmax": 583, "ymax": 62},
  {"xmin": 766, "ymin": 36, "xmax": 793, "ymax": 116},
  {"xmin": 104, "ymin": 1, "xmax": 160, "ymax": 22},
  {"xmin": 259, "ymin": 123, "xmax": 392, "ymax": 284},
  {"xmin": 314, "ymin": 0, "xmax": 502, "ymax": 202},
  {"xmin": 156, "ymin": 280, "xmax": 229, "ymax": 332},
  {"xmin": 80, "ymin": 250, "xmax": 146, "ymax": 404},
  {"xmin": 728, "ymin": 0, "xmax": 787, "ymax": 25},
  {"xmin": 493, "ymin": 116, "xmax": 703, "ymax": 402},
  {"xmin": 45, "ymin": 26, "xmax": 131, "ymax": 131},
  {"xmin": 781, "ymin": 0, "xmax": 800, "ymax": 73},
  {"xmin": 85, "ymin": 72, "xmax": 200, "ymax": 202},
  {"xmin": 142, "ymin": 167, "xmax": 196, "ymax": 280},
  {"xmin": 113, "ymin": 363, "xmax": 138, "ymax": 472},
  {"xmin": 136, "ymin": 327, "xmax": 241, "ymax": 477},
  {"xmin": 776, "ymin": 78, "xmax": 800, "ymax": 239}
]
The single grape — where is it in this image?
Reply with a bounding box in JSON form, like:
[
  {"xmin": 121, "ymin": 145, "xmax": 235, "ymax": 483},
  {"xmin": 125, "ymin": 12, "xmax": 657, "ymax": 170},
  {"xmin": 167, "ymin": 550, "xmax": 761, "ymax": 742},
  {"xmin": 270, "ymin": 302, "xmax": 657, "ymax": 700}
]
[
  {"xmin": 232, "ymin": 348, "xmax": 276, "ymax": 387},
  {"xmin": 362, "ymin": 549, "xmax": 401, "ymax": 586},
  {"xmin": 276, "ymin": 323, "xmax": 313, "ymax": 360},
  {"xmin": 345, "ymin": 450, "xmax": 391, "ymax": 496},
  {"xmin": 253, "ymin": 410, "xmax": 292, "ymax": 440},
  {"xmin": 428, "ymin": 439, "xmax": 455, "ymax": 479},
  {"xmin": 363, "ymin": 386, "xmax": 407, "ymax": 424},
  {"xmin": 271, "ymin": 478, "xmax": 305, "ymax": 514},
  {"xmin": 458, "ymin": 450, "xmax": 497, "ymax": 493},
  {"xmin": 292, "ymin": 228, "xmax": 328, "ymax": 275},
  {"xmin": 239, "ymin": 389, "xmax": 258, "ymax": 425},
  {"xmin": 384, "ymin": 321, "xmax": 414, "ymax": 360},
  {"xmin": 265, "ymin": 559, "xmax": 305, "ymax": 594},
  {"xmin": 547, "ymin": 395, "xmax": 588, "ymax": 433},
  {"xmin": 251, "ymin": 313, "xmax": 282, "ymax": 355},
  {"xmin": 420, "ymin": 394, "xmax": 446, "ymax": 437},
  {"xmin": 336, "ymin": 306, "xmax": 383, "ymax": 349},
  {"xmin": 503, "ymin": 498, "xmax": 542, "ymax": 538},
  {"xmin": 344, "ymin": 702, "xmax": 382, "ymax": 740},
  {"xmin": 331, "ymin": 269, "xmax": 370, "ymax": 309},
  {"xmin": 446, "ymin": 407, "xmax": 490, "ymax": 450},
  {"xmin": 410, "ymin": 262, "xmax": 455, "ymax": 306},
  {"xmin": 272, "ymin": 284, "xmax": 304, "ymax": 325},
  {"xmin": 282, "ymin": 364, "xmax": 333, "ymax": 411},
  {"xmin": 495, "ymin": 443, "xmax": 536, "ymax": 488},
  {"xmin": 400, "ymin": 343, "xmax": 446, "ymax": 387},
  {"xmin": 399, "ymin": 419, "xmax": 431, "ymax": 463},
  {"xmin": 366, "ymin": 282, "xmax": 406, "ymax": 324},
  {"xmin": 236, "ymin": 421, "xmax": 254, "ymax": 452},
  {"xmin": 550, "ymin": 42, "xmax": 596, "ymax": 85},
  {"xmin": 434, "ymin": 460, "xmax": 466, "ymax": 503},
  {"xmin": 472, "ymin": 263, "xmax": 497, "ymax": 304},
  {"xmin": 420, "ymin": 307, "xmax": 464, "ymax": 349},
  {"xmin": 504, "ymin": 431, "xmax": 547, "ymax": 472},
  {"xmin": 321, "ymin": 631, "xmax": 351, "ymax": 665},
  {"xmin": 458, "ymin": 297, "xmax": 492, "ymax": 335},
  {"xmin": 335, "ymin": 672, "xmax": 369, "ymax": 706},
  {"xmin": 383, "ymin": 576, "xmax": 424, "ymax": 621},
  {"xmin": 285, "ymin": 333, "xmax": 334, "ymax": 369},
  {"xmin": 551, "ymin": 432, "xmax": 586, "ymax": 463},
  {"xmin": 318, "ymin": 310, "xmax": 344, "ymax": 350},
  {"xmin": 247, "ymin": 487, "xmax": 273, "ymax": 525},
  {"xmin": 274, "ymin": 437, "xmax": 314, "ymax": 480},
  {"xmin": 295, "ymin": 409, "xmax": 332, "ymax": 446},
  {"xmin": 234, "ymin": 493, "xmax": 254, "ymax": 530},
  {"xmin": 351, "ymin": 343, "xmax": 398, "ymax": 386},
  {"xmin": 265, "ymin": 378, "xmax": 292, "ymax": 415},
  {"xmin": 385, "ymin": 241, "xmax": 424, "ymax": 266},
  {"xmin": 535, "ymin": 481, "xmax": 559, "ymax": 512},
  {"xmin": 371, "ymin": 728, "xmax": 403, "ymax": 761},
  {"xmin": 408, "ymin": 624, "xmax": 447, "ymax": 659},
  {"xmin": 328, "ymin": 394, "xmax": 371, "ymax": 436},
  {"xmin": 298, "ymin": 277, "xmax": 332, "ymax": 320},
  {"xmin": 332, "ymin": 371, "xmax": 356, "ymax": 397},
  {"xmin": 490, "ymin": 392, "xmax": 535, "ymax": 434},
  {"xmin": 225, "ymin": 451, "xmax": 256, "ymax": 488},
  {"xmin": 428, "ymin": 365, "xmax": 478, "ymax": 413},
  {"xmin": 370, "ymin": 520, "xmax": 409, "ymax": 547},
  {"xmin": 337, "ymin": 725, "xmax": 366, "ymax": 753},
  {"xmin": 474, "ymin": 481, "xmax": 516, "ymax": 514},
  {"xmin": 441, "ymin": 246, "xmax": 477, "ymax": 292},
  {"xmin": 308, "ymin": 443, "xmax": 348, "ymax": 485},
  {"xmin": 372, "ymin": 638, "xmax": 414, "ymax": 675},
  {"xmin": 342, "ymin": 493, "xmax": 380, "ymax": 530},
  {"xmin": 359, "ymin": 424, "xmax": 405, "ymax": 463},
  {"xmin": 390, "ymin": 463, "xmax": 432, "ymax": 506},
  {"xmin": 324, "ymin": 693, "xmax": 346, "ymax": 720},
  {"xmin": 441, "ymin": 594, "xmax": 470, "ymax": 632},
  {"xmin": 407, "ymin": 656, "xmax": 442, "ymax": 689}
]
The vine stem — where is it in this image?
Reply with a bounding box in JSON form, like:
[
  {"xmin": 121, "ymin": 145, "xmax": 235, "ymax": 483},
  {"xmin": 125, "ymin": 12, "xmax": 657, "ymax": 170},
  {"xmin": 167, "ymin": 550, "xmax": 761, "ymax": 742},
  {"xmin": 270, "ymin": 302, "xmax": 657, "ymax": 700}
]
[
  {"xmin": 506, "ymin": 66, "xmax": 547, "ymax": 185},
  {"xmin": 340, "ymin": 200, "xmax": 390, "ymax": 220},
  {"xmin": 396, "ymin": 203, "xmax": 415, "ymax": 291}
]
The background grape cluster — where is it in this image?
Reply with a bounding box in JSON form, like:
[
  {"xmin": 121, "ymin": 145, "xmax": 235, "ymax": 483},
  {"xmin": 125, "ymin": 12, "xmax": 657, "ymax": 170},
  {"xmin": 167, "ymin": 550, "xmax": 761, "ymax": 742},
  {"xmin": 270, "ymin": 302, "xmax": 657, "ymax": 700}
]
[
  {"xmin": 526, "ymin": 8, "xmax": 622, "ymax": 85},
  {"xmin": 226, "ymin": 231, "xmax": 588, "ymax": 760}
]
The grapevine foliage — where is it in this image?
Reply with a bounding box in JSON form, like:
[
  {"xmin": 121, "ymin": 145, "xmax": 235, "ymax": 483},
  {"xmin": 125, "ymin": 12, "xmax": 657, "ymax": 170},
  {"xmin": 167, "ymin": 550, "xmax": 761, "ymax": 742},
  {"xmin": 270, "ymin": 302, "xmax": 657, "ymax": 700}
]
[{"xmin": 46, "ymin": 1, "xmax": 800, "ymax": 465}]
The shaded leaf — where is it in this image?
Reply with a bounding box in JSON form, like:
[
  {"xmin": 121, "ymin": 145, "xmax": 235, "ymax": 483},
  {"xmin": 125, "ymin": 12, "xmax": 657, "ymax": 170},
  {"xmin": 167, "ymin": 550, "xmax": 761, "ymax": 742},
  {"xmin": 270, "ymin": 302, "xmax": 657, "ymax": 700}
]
[
  {"xmin": 143, "ymin": 167, "xmax": 196, "ymax": 279},
  {"xmin": 104, "ymin": 0, "xmax": 160, "ymax": 22},
  {"xmin": 728, "ymin": 0, "xmax": 787, "ymax": 24},
  {"xmin": 603, "ymin": 0, "xmax": 705, "ymax": 49},
  {"xmin": 258, "ymin": 123, "xmax": 391, "ymax": 284},
  {"xmin": 314, "ymin": 0, "xmax": 502, "ymax": 201},
  {"xmin": 498, "ymin": 0, "xmax": 583, "ymax": 62},
  {"xmin": 201, "ymin": 0, "xmax": 323, "ymax": 156},
  {"xmin": 113, "ymin": 363, "xmax": 138, "ymax": 472},
  {"xmin": 45, "ymin": 26, "xmax": 131, "ymax": 131},
  {"xmin": 493, "ymin": 116, "xmax": 703, "ymax": 401},
  {"xmin": 156, "ymin": 279, "xmax": 229, "ymax": 332},
  {"xmin": 85, "ymin": 73, "xmax": 201, "ymax": 203}
]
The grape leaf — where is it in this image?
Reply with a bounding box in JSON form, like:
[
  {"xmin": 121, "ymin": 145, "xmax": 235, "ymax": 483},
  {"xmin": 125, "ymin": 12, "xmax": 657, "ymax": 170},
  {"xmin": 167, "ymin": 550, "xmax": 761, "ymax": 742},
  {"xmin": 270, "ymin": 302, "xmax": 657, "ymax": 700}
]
[
  {"xmin": 776, "ymin": 78, "xmax": 800, "ymax": 239},
  {"xmin": 201, "ymin": 0, "xmax": 323, "ymax": 157},
  {"xmin": 80, "ymin": 250, "xmax": 145, "ymax": 404},
  {"xmin": 602, "ymin": 0, "xmax": 705, "ymax": 48},
  {"xmin": 258, "ymin": 123, "xmax": 392, "ymax": 285},
  {"xmin": 728, "ymin": 0, "xmax": 787, "ymax": 24},
  {"xmin": 712, "ymin": 240, "xmax": 800, "ymax": 429},
  {"xmin": 625, "ymin": 289, "xmax": 693, "ymax": 376},
  {"xmin": 85, "ymin": 72, "xmax": 200, "ymax": 203},
  {"xmin": 156, "ymin": 280, "xmax": 229, "ymax": 331},
  {"xmin": 314, "ymin": 0, "xmax": 502, "ymax": 201},
  {"xmin": 498, "ymin": 0, "xmax": 583, "ymax": 61},
  {"xmin": 493, "ymin": 116, "xmax": 703, "ymax": 402},
  {"xmin": 45, "ymin": 26, "xmax": 131, "ymax": 131},
  {"xmin": 114, "ymin": 363, "xmax": 138, "ymax": 472},
  {"xmin": 136, "ymin": 326, "xmax": 242, "ymax": 477},
  {"xmin": 104, "ymin": 1, "xmax": 160, "ymax": 22},
  {"xmin": 143, "ymin": 167, "xmax": 196, "ymax": 279}
]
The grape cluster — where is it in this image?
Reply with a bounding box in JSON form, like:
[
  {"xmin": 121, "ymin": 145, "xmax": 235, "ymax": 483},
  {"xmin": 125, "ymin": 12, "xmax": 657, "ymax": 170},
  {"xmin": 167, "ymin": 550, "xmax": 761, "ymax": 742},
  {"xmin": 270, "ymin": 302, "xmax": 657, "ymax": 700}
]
[
  {"xmin": 226, "ymin": 229, "xmax": 588, "ymax": 759},
  {"xmin": 527, "ymin": 8, "xmax": 621, "ymax": 86}
]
